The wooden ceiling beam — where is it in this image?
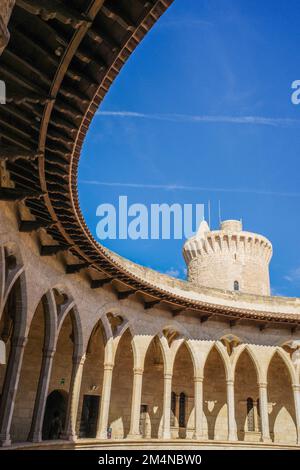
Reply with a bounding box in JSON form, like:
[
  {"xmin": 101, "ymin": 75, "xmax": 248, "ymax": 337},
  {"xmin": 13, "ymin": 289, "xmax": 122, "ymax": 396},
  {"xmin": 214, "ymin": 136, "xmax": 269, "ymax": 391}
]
[
  {"xmin": 16, "ymin": 0, "xmax": 91, "ymax": 29},
  {"xmin": 117, "ymin": 289, "xmax": 137, "ymax": 300},
  {"xmin": 19, "ymin": 219, "xmax": 55, "ymax": 232},
  {"xmin": 0, "ymin": 146, "xmax": 41, "ymax": 162},
  {"xmin": 40, "ymin": 244, "xmax": 70, "ymax": 256},
  {"xmin": 66, "ymin": 262, "xmax": 90, "ymax": 274},
  {"xmin": 144, "ymin": 300, "xmax": 160, "ymax": 310},
  {"xmin": 91, "ymin": 278, "xmax": 112, "ymax": 289},
  {"xmin": 101, "ymin": 4, "xmax": 136, "ymax": 32}
]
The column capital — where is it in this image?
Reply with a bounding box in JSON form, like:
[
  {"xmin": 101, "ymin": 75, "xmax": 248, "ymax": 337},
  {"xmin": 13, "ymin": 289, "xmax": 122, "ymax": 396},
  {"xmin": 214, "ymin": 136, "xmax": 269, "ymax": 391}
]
[
  {"xmin": 194, "ymin": 376, "xmax": 204, "ymax": 383},
  {"xmin": 226, "ymin": 379, "xmax": 234, "ymax": 386},
  {"xmin": 72, "ymin": 354, "xmax": 86, "ymax": 366},
  {"xmin": 164, "ymin": 373, "xmax": 173, "ymax": 380},
  {"xmin": 103, "ymin": 362, "xmax": 114, "ymax": 371},
  {"xmin": 292, "ymin": 384, "xmax": 300, "ymax": 392},
  {"xmin": 258, "ymin": 382, "xmax": 268, "ymax": 389},
  {"xmin": 133, "ymin": 367, "xmax": 144, "ymax": 375}
]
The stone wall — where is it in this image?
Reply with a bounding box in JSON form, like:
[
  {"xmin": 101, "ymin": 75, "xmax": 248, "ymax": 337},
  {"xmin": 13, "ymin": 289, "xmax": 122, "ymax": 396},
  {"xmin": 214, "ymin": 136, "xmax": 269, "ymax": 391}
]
[{"xmin": 0, "ymin": 202, "xmax": 299, "ymax": 446}]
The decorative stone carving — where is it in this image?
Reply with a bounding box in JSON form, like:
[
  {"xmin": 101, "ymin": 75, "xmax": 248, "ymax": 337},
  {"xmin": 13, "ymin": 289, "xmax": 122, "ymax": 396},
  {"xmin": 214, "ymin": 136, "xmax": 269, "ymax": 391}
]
[{"xmin": 0, "ymin": 0, "xmax": 15, "ymax": 55}]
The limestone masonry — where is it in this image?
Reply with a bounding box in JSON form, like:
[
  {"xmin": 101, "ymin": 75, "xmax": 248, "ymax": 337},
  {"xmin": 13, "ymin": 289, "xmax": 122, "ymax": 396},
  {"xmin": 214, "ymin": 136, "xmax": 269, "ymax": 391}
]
[
  {"xmin": 0, "ymin": 0, "xmax": 300, "ymax": 452},
  {"xmin": 183, "ymin": 220, "xmax": 272, "ymax": 296}
]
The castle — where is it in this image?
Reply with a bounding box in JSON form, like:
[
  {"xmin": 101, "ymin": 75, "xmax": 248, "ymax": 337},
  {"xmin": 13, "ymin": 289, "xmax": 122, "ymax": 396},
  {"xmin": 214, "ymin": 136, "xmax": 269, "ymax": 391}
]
[{"xmin": 0, "ymin": 0, "xmax": 300, "ymax": 450}]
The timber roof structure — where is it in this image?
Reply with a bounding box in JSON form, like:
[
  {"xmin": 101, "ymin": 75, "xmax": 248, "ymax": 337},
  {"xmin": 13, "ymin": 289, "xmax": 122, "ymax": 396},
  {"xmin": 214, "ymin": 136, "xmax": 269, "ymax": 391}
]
[{"xmin": 0, "ymin": 0, "xmax": 300, "ymax": 328}]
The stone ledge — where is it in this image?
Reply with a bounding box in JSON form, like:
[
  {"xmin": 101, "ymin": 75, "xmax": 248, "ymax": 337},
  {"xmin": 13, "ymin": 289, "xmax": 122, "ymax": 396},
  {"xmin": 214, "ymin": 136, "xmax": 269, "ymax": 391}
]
[{"xmin": 4, "ymin": 438, "xmax": 299, "ymax": 451}]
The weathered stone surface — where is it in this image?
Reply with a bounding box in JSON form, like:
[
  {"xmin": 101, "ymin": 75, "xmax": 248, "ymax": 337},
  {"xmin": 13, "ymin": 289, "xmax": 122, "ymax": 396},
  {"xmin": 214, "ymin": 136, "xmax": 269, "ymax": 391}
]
[
  {"xmin": 0, "ymin": 0, "xmax": 15, "ymax": 55},
  {"xmin": 0, "ymin": 203, "xmax": 299, "ymax": 447},
  {"xmin": 183, "ymin": 219, "xmax": 272, "ymax": 296}
]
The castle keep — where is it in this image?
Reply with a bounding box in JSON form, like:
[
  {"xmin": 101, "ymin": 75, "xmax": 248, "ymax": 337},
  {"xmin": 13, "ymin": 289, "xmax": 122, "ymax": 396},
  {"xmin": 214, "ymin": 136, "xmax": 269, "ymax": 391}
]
[
  {"xmin": 183, "ymin": 220, "xmax": 272, "ymax": 296},
  {"xmin": 0, "ymin": 1, "xmax": 300, "ymax": 450}
]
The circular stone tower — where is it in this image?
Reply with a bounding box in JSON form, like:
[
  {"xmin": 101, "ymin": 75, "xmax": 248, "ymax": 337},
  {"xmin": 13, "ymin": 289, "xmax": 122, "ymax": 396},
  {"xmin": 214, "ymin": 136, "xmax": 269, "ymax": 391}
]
[{"xmin": 183, "ymin": 219, "xmax": 273, "ymax": 296}]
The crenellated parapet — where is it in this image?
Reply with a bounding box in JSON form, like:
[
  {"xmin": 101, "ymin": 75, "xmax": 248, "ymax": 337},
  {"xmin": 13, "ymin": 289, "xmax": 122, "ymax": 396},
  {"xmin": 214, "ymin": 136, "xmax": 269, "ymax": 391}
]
[{"xmin": 183, "ymin": 220, "xmax": 273, "ymax": 296}]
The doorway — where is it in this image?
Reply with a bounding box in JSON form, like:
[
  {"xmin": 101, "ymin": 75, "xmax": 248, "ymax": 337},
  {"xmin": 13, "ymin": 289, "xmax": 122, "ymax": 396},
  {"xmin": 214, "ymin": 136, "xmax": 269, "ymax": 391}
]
[
  {"xmin": 42, "ymin": 390, "xmax": 68, "ymax": 440},
  {"xmin": 79, "ymin": 394, "xmax": 100, "ymax": 438}
]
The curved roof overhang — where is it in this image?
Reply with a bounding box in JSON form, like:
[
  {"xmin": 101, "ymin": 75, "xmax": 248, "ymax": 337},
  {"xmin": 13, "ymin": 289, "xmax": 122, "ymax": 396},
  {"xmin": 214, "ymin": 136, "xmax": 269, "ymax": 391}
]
[{"xmin": 0, "ymin": 0, "xmax": 300, "ymax": 329}]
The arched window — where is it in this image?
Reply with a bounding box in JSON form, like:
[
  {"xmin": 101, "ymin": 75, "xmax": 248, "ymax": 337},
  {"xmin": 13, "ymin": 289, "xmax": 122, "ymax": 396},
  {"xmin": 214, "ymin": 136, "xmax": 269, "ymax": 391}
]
[
  {"xmin": 234, "ymin": 280, "xmax": 239, "ymax": 291},
  {"xmin": 179, "ymin": 392, "xmax": 186, "ymax": 428},
  {"xmin": 171, "ymin": 391, "xmax": 176, "ymax": 426},
  {"xmin": 246, "ymin": 397, "xmax": 255, "ymax": 432}
]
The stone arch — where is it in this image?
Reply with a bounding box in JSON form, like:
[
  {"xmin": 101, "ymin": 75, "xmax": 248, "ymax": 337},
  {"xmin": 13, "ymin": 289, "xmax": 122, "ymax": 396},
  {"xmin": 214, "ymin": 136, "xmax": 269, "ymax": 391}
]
[
  {"xmin": 0, "ymin": 267, "xmax": 28, "ymax": 446},
  {"xmin": 214, "ymin": 341, "xmax": 231, "ymax": 380},
  {"xmin": 171, "ymin": 341, "xmax": 195, "ymax": 438},
  {"xmin": 42, "ymin": 295, "xmax": 83, "ymax": 440},
  {"xmin": 92, "ymin": 301, "xmax": 125, "ymax": 341},
  {"xmin": 141, "ymin": 335, "xmax": 165, "ymax": 438},
  {"xmin": 10, "ymin": 289, "xmax": 58, "ymax": 442},
  {"xmin": 266, "ymin": 347, "xmax": 297, "ymax": 385},
  {"xmin": 76, "ymin": 317, "xmax": 106, "ymax": 438},
  {"xmin": 0, "ymin": 242, "xmax": 25, "ymax": 322},
  {"xmin": 108, "ymin": 327, "xmax": 134, "ymax": 438},
  {"xmin": 57, "ymin": 301, "xmax": 84, "ymax": 359},
  {"xmin": 203, "ymin": 343, "xmax": 228, "ymax": 440},
  {"xmin": 231, "ymin": 344, "xmax": 262, "ymax": 383},
  {"xmin": 267, "ymin": 350, "xmax": 297, "ymax": 444},
  {"xmin": 234, "ymin": 348, "xmax": 260, "ymax": 441}
]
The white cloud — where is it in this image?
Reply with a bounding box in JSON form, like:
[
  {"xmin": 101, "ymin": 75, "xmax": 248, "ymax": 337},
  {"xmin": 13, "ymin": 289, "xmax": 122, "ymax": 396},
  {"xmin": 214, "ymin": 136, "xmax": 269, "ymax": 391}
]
[
  {"xmin": 284, "ymin": 267, "xmax": 300, "ymax": 285},
  {"xmin": 79, "ymin": 179, "xmax": 300, "ymax": 198},
  {"xmin": 96, "ymin": 110, "xmax": 300, "ymax": 128}
]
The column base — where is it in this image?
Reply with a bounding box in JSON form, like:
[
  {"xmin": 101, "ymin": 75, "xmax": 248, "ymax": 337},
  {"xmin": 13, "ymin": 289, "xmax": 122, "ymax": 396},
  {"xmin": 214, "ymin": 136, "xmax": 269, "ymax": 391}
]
[
  {"xmin": 28, "ymin": 436, "xmax": 42, "ymax": 444},
  {"xmin": 227, "ymin": 433, "xmax": 238, "ymax": 442},
  {"xmin": 126, "ymin": 433, "xmax": 142, "ymax": 440},
  {"xmin": 193, "ymin": 433, "xmax": 203, "ymax": 440},
  {"xmin": 260, "ymin": 436, "xmax": 272, "ymax": 444},
  {"xmin": 0, "ymin": 436, "xmax": 11, "ymax": 447},
  {"xmin": 162, "ymin": 433, "xmax": 171, "ymax": 440},
  {"xmin": 61, "ymin": 432, "xmax": 78, "ymax": 443},
  {"xmin": 96, "ymin": 432, "xmax": 108, "ymax": 440}
]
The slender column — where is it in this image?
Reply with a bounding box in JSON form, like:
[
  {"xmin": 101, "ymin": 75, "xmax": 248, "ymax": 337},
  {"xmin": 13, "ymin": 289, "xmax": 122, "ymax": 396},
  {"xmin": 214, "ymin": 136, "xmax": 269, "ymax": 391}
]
[
  {"xmin": 96, "ymin": 363, "xmax": 114, "ymax": 439},
  {"xmin": 0, "ymin": 335, "xmax": 27, "ymax": 446},
  {"xmin": 258, "ymin": 382, "xmax": 271, "ymax": 442},
  {"xmin": 28, "ymin": 348, "xmax": 56, "ymax": 442},
  {"xmin": 62, "ymin": 354, "xmax": 86, "ymax": 441},
  {"xmin": 193, "ymin": 376, "xmax": 204, "ymax": 440},
  {"xmin": 162, "ymin": 373, "xmax": 172, "ymax": 439},
  {"xmin": 292, "ymin": 384, "xmax": 300, "ymax": 445},
  {"xmin": 127, "ymin": 367, "xmax": 144, "ymax": 439},
  {"xmin": 226, "ymin": 379, "xmax": 237, "ymax": 441}
]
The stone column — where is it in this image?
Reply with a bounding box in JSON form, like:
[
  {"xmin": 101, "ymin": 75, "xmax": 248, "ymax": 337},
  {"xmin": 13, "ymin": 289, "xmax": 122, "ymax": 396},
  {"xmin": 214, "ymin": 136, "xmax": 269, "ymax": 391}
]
[
  {"xmin": 127, "ymin": 367, "xmax": 144, "ymax": 439},
  {"xmin": 226, "ymin": 379, "xmax": 237, "ymax": 441},
  {"xmin": 28, "ymin": 348, "xmax": 56, "ymax": 442},
  {"xmin": 193, "ymin": 376, "xmax": 204, "ymax": 440},
  {"xmin": 162, "ymin": 373, "xmax": 172, "ymax": 439},
  {"xmin": 0, "ymin": 335, "xmax": 27, "ymax": 446},
  {"xmin": 62, "ymin": 354, "xmax": 86, "ymax": 442},
  {"xmin": 96, "ymin": 362, "xmax": 114, "ymax": 439},
  {"xmin": 258, "ymin": 382, "xmax": 271, "ymax": 442},
  {"xmin": 292, "ymin": 384, "xmax": 300, "ymax": 445}
]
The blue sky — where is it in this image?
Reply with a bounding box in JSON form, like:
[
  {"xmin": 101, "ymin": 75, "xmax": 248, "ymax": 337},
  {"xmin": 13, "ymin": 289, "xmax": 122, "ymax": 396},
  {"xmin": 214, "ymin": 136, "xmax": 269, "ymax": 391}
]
[{"xmin": 78, "ymin": 0, "xmax": 300, "ymax": 297}]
